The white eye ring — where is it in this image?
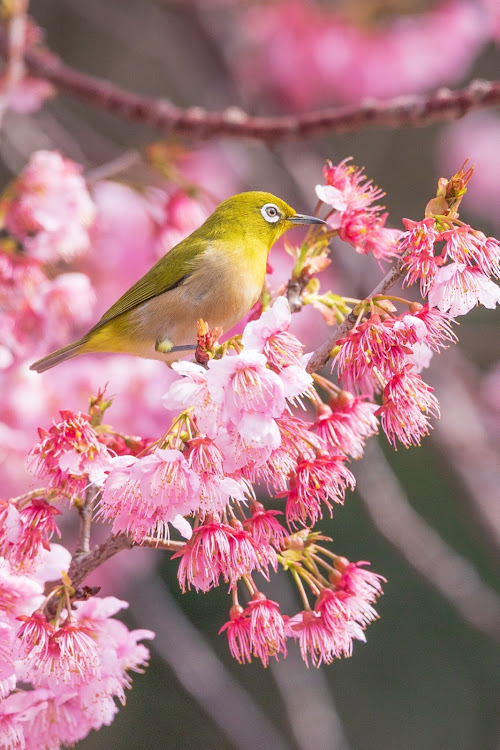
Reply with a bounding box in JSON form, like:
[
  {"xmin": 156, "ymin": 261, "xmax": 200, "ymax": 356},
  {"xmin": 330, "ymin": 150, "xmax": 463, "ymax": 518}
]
[{"xmin": 261, "ymin": 203, "xmax": 280, "ymax": 223}]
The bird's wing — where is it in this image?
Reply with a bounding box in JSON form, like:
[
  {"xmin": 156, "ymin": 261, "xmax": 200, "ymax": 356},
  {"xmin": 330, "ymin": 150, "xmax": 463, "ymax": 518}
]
[{"xmin": 88, "ymin": 236, "xmax": 206, "ymax": 333}]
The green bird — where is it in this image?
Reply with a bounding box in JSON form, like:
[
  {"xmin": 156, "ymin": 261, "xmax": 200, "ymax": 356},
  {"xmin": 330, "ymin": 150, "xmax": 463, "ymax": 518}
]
[{"xmin": 30, "ymin": 191, "xmax": 325, "ymax": 373}]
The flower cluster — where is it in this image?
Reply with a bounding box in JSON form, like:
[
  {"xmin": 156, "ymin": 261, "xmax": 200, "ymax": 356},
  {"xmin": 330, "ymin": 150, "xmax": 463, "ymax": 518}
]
[
  {"xmin": 29, "ymin": 410, "xmax": 114, "ymax": 501},
  {"xmin": 0, "ymin": 547, "xmax": 153, "ymax": 750},
  {"xmin": 0, "ymin": 151, "xmax": 97, "ymax": 367},
  {"xmin": 2, "ymin": 154, "xmax": 499, "ymax": 749},
  {"xmin": 401, "ymin": 219, "xmax": 500, "ymax": 316},
  {"xmin": 333, "ymin": 307, "xmax": 454, "ymax": 447},
  {"xmin": 2, "ymin": 151, "xmax": 95, "ymax": 265},
  {"xmin": 316, "ymin": 159, "xmax": 402, "ymax": 262}
]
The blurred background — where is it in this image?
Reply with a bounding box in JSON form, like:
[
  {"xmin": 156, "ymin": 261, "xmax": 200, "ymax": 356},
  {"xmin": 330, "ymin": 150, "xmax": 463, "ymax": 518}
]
[{"xmin": 1, "ymin": 1, "xmax": 499, "ymax": 749}]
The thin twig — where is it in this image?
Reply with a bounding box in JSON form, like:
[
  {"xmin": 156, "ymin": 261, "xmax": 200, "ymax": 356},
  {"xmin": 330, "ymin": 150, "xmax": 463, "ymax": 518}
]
[
  {"xmin": 0, "ymin": 28, "xmax": 498, "ymax": 141},
  {"xmin": 0, "ymin": 0, "xmax": 29, "ymax": 131},
  {"xmin": 306, "ymin": 255, "xmax": 407, "ymax": 373},
  {"xmin": 67, "ymin": 531, "xmax": 186, "ymax": 588},
  {"xmin": 73, "ymin": 483, "xmax": 99, "ymax": 558},
  {"xmin": 355, "ymin": 438, "xmax": 500, "ymax": 642}
]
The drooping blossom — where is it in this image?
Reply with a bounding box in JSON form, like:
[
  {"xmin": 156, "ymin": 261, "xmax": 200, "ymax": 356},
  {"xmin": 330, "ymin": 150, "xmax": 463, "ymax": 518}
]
[
  {"xmin": 3, "ymin": 150, "xmax": 96, "ymax": 264},
  {"xmin": 289, "ymin": 609, "xmax": 345, "ymax": 668},
  {"xmin": 242, "ymin": 295, "xmax": 304, "ymax": 368},
  {"xmin": 400, "ymin": 217, "xmax": 443, "ymax": 295},
  {"xmin": 316, "ymin": 160, "xmax": 401, "ymax": 262},
  {"xmin": 243, "ymin": 503, "xmax": 286, "ymax": 552},
  {"xmin": 245, "ymin": 594, "xmax": 287, "ymax": 666},
  {"xmin": 441, "ymin": 226, "xmax": 500, "ymax": 278},
  {"xmin": 410, "ymin": 304, "xmax": 458, "ymax": 350},
  {"xmin": 314, "ymin": 392, "xmax": 379, "ymax": 459},
  {"xmin": 176, "ymin": 520, "xmax": 263, "ymax": 592},
  {"xmin": 376, "ymin": 367, "xmax": 440, "ymax": 448},
  {"xmin": 286, "ymin": 453, "xmax": 355, "ymax": 527},
  {"xmin": 428, "ymin": 262, "xmax": 500, "ymax": 317},
  {"xmin": 99, "ymin": 451, "xmax": 198, "ymax": 542},
  {"xmin": 20, "ymin": 620, "xmax": 101, "ymax": 689},
  {"xmin": 335, "ymin": 315, "xmax": 409, "ymax": 396},
  {"xmin": 0, "ymin": 498, "xmax": 61, "ymax": 571},
  {"xmin": 331, "ymin": 558, "xmax": 385, "ymax": 628},
  {"xmin": 219, "ymin": 605, "xmax": 252, "ymax": 664}
]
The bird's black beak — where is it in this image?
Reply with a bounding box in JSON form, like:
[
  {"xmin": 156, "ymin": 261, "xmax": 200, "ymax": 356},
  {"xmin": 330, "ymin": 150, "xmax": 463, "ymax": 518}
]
[{"xmin": 288, "ymin": 213, "xmax": 327, "ymax": 226}]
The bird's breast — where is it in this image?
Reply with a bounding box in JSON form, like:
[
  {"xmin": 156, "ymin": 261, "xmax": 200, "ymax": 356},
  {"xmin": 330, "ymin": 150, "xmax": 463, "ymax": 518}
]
[
  {"xmin": 181, "ymin": 243, "xmax": 266, "ymax": 328},
  {"xmin": 123, "ymin": 241, "xmax": 268, "ymax": 352}
]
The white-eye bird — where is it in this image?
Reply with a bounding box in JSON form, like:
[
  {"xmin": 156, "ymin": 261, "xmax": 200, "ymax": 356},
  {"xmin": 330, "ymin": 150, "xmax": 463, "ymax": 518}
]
[{"xmin": 30, "ymin": 191, "xmax": 326, "ymax": 373}]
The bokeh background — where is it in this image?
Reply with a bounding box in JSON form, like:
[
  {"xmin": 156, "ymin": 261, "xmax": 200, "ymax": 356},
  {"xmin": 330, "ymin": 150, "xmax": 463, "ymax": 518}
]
[{"xmin": 1, "ymin": 1, "xmax": 499, "ymax": 749}]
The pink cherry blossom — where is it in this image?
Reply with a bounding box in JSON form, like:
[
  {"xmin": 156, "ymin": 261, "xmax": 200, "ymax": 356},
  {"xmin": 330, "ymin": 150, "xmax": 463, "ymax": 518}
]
[
  {"xmin": 332, "ymin": 559, "xmax": 385, "ymax": 627},
  {"xmin": 155, "ymin": 189, "xmax": 211, "ymax": 256},
  {"xmin": 245, "ymin": 594, "xmax": 287, "ymax": 666},
  {"xmin": 100, "ymin": 450, "xmax": 199, "ymax": 542},
  {"xmin": 428, "ymin": 262, "xmax": 500, "ymax": 317},
  {"xmin": 314, "ymin": 392, "xmax": 379, "ymax": 459},
  {"xmin": 290, "ymin": 609, "xmax": 344, "ymax": 667},
  {"xmin": 207, "ymin": 349, "xmax": 286, "ymax": 422},
  {"xmin": 219, "ymin": 605, "xmax": 252, "ymax": 664},
  {"xmin": 29, "ymin": 410, "xmax": 114, "ymax": 499},
  {"xmin": 286, "ymin": 453, "xmax": 355, "ymax": 527},
  {"xmin": 1, "ymin": 498, "xmax": 61, "ymax": 571},
  {"xmin": 243, "ymin": 503, "xmax": 286, "ymax": 552},
  {"xmin": 441, "ymin": 226, "xmax": 500, "ymax": 278},
  {"xmin": 176, "ymin": 520, "xmax": 263, "ymax": 592},
  {"xmin": 4, "ymin": 150, "xmax": 96, "ymax": 264},
  {"xmin": 335, "ymin": 315, "xmax": 409, "ymax": 396},
  {"xmin": 400, "ymin": 217, "xmax": 443, "ymax": 295},
  {"xmin": 242, "ymin": 295, "xmax": 304, "ymax": 368},
  {"xmin": 377, "ymin": 368, "xmax": 440, "ymax": 448}
]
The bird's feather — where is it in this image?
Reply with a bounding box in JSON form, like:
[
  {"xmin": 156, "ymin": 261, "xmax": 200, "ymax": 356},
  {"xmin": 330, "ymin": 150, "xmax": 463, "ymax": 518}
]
[{"xmin": 88, "ymin": 235, "xmax": 207, "ymax": 333}]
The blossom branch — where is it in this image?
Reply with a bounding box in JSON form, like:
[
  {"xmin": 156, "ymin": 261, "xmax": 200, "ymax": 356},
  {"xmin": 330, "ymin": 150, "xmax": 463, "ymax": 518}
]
[
  {"xmin": 67, "ymin": 530, "xmax": 184, "ymax": 589},
  {"xmin": 73, "ymin": 483, "xmax": 99, "ymax": 558},
  {"xmin": 356, "ymin": 438, "xmax": 500, "ymax": 642},
  {"xmin": 306, "ymin": 256, "xmax": 407, "ymax": 373},
  {"xmin": 0, "ymin": 27, "xmax": 499, "ymax": 141},
  {"xmin": 68, "ymin": 531, "xmax": 134, "ymax": 588}
]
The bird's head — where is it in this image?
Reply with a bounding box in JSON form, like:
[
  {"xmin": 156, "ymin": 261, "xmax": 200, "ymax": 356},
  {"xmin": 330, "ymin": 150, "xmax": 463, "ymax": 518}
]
[{"xmin": 204, "ymin": 191, "xmax": 327, "ymax": 248}]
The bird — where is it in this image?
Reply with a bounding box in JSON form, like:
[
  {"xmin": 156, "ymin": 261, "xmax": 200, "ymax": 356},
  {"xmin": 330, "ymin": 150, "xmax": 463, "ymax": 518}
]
[{"xmin": 30, "ymin": 191, "xmax": 326, "ymax": 373}]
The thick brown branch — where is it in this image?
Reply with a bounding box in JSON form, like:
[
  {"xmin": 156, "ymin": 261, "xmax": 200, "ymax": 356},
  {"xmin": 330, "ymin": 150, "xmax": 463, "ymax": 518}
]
[
  {"xmin": 306, "ymin": 255, "xmax": 407, "ymax": 372},
  {"xmin": 0, "ymin": 28, "xmax": 499, "ymax": 141}
]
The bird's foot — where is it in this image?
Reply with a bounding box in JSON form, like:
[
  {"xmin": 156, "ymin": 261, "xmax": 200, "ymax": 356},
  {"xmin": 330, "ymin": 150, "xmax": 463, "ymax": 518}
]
[{"xmin": 155, "ymin": 338, "xmax": 197, "ymax": 354}]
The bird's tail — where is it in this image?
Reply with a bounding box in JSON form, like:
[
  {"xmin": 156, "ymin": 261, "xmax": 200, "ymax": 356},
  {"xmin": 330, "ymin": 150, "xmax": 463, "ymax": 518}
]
[{"xmin": 30, "ymin": 337, "xmax": 90, "ymax": 373}]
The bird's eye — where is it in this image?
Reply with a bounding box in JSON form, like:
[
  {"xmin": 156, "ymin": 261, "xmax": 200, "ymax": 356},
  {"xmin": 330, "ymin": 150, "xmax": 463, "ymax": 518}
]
[{"xmin": 261, "ymin": 203, "xmax": 280, "ymax": 224}]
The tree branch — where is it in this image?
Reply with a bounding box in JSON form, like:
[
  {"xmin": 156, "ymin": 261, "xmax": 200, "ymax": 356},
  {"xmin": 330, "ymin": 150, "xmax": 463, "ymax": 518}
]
[
  {"xmin": 68, "ymin": 532, "xmax": 134, "ymax": 588},
  {"xmin": 0, "ymin": 27, "xmax": 499, "ymax": 141}
]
